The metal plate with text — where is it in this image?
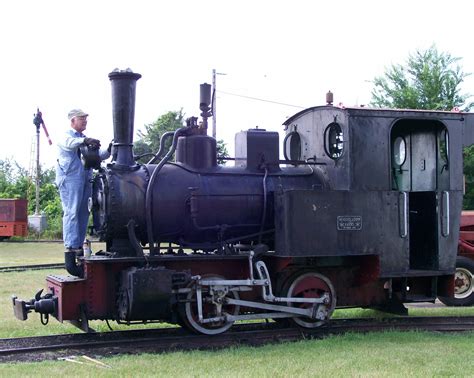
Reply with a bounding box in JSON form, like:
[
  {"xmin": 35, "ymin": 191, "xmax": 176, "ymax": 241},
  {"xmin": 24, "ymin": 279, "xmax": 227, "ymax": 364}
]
[{"xmin": 337, "ymin": 215, "xmax": 362, "ymax": 231}]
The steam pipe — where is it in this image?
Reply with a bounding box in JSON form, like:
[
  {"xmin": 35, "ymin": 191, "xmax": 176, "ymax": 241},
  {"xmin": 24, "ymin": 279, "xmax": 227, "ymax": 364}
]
[
  {"xmin": 108, "ymin": 69, "xmax": 142, "ymax": 169},
  {"xmin": 147, "ymin": 131, "xmax": 175, "ymax": 164},
  {"xmin": 146, "ymin": 127, "xmax": 188, "ymax": 255}
]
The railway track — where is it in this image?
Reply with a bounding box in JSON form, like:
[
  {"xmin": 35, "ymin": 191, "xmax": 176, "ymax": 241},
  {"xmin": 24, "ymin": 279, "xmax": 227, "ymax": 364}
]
[
  {"xmin": 0, "ymin": 240, "xmax": 64, "ymax": 243},
  {"xmin": 2, "ymin": 316, "xmax": 474, "ymax": 363},
  {"xmin": 0, "ymin": 263, "xmax": 64, "ymax": 273}
]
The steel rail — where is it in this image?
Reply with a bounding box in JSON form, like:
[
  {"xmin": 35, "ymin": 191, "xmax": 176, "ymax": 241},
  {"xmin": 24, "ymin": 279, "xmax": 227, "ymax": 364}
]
[
  {"xmin": 0, "ymin": 263, "xmax": 64, "ymax": 273},
  {"xmin": 0, "ymin": 240, "xmax": 64, "ymax": 243}
]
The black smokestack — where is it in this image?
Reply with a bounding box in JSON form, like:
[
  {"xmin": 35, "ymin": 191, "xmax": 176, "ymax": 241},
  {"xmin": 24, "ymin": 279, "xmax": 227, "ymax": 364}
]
[{"xmin": 108, "ymin": 68, "xmax": 142, "ymax": 168}]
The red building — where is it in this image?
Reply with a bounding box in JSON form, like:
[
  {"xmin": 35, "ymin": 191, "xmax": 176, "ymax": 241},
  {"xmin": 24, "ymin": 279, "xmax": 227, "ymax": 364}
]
[{"xmin": 0, "ymin": 199, "xmax": 28, "ymax": 240}]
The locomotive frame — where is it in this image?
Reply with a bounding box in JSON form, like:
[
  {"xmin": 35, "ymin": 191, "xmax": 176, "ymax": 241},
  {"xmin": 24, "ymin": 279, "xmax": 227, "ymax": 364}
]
[{"xmin": 12, "ymin": 69, "xmax": 474, "ymax": 334}]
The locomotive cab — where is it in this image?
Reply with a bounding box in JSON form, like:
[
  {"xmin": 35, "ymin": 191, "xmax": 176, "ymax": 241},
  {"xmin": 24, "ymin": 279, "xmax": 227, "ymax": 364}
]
[{"xmin": 278, "ymin": 106, "xmax": 466, "ymax": 307}]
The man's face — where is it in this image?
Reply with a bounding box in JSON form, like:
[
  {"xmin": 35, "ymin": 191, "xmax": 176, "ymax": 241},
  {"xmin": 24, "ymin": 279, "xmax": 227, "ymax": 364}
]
[{"xmin": 71, "ymin": 116, "xmax": 87, "ymax": 133}]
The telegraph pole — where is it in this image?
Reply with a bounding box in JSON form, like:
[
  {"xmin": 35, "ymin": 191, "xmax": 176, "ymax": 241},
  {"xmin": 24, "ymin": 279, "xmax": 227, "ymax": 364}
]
[
  {"xmin": 211, "ymin": 69, "xmax": 226, "ymax": 140},
  {"xmin": 212, "ymin": 69, "xmax": 217, "ymax": 139}
]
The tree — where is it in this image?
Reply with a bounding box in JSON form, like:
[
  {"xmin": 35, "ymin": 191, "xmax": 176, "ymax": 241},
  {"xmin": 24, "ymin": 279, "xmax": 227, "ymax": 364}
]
[
  {"xmin": 0, "ymin": 159, "xmax": 30, "ymax": 199},
  {"xmin": 0, "ymin": 159, "xmax": 63, "ymax": 238},
  {"xmin": 134, "ymin": 110, "xmax": 229, "ymax": 164},
  {"xmin": 34, "ymin": 167, "xmax": 63, "ymax": 238},
  {"xmin": 370, "ymin": 45, "xmax": 472, "ymax": 111},
  {"xmin": 134, "ymin": 110, "xmax": 186, "ymax": 163},
  {"xmin": 216, "ymin": 140, "xmax": 229, "ymax": 165},
  {"xmin": 370, "ymin": 46, "xmax": 474, "ymax": 209}
]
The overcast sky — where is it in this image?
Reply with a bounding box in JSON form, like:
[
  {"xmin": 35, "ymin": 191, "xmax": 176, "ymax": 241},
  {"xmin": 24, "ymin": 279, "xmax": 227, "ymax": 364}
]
[{"xmin": 1, "ymin": 0, "xmax": 474, "ymax": 170}]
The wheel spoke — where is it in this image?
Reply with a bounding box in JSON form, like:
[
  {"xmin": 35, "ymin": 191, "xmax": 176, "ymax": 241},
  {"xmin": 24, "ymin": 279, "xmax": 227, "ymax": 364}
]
[
  {"xmin": 181, "ymin": 275, "xmax": 239, "ymax": 335},
  {"xmin": 284, "ymin": 272, "xmax": 336, "ymax": 328}
]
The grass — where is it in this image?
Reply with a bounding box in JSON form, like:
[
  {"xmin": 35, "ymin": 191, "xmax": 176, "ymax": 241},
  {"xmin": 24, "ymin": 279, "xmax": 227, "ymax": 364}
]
[
  {"xmin": 333, "ymin": 305, "xmax": 474, "ymax": 319},
  {"xmin": 2, "ymin": 332, "xmax": 474, "ymax": 376},
  {"xmin": 0, "ymin": 241, "xmax": 106, "ymax": 266},
  {"xmin": 0, "ymin": 243, "xmax": 64, "ymax": 266},
  {"xmin": 2, "ymin": 243, "xmax": 474, "ymax": 375}
]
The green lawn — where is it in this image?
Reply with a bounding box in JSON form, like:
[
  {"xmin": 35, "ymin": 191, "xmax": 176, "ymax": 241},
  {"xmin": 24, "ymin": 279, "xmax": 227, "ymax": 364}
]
[
  {"xmin": 2, "ymin": 243, "xmax": 474, "ymax": 375},
  {"xmin": 1, "ymin": 331, "xmax": 474, "ymax": 376},
  {"xmin": 0, "ymin": 241, "xmax": 106, "ymax": 266},
  {"xmin": 0, "ymin": 242, "xmax": 65, "ymax": 266}
]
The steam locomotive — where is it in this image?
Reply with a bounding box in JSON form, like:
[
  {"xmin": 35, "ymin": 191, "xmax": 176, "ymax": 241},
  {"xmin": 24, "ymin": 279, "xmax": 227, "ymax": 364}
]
[{"xmin": 12, "ymin": 69, "xmax": 474, "ymax": 334}]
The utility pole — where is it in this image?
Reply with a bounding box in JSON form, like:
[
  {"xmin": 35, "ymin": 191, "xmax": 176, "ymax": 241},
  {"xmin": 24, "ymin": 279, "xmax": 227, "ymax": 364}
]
[
  {"xmin": 212, "ymin": 69, "xmax": 216, "ymax": 139},
  {"xmin": 212, "ymin": 69, "xmax": 226, "ymax": 140}
]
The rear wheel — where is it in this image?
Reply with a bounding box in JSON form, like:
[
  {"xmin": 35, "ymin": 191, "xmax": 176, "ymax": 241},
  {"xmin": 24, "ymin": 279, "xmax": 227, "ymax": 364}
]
[
  {"xmin": 283, "ymin": 271, "xmax": 336, "ymax": 328},
  {"xmin": 439, "ymin": 256, "xmax": 474, "ymax": 306}
]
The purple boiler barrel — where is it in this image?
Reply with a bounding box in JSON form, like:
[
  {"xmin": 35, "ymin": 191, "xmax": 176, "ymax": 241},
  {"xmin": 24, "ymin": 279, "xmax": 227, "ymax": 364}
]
[
  {"xmin": 93, "ymin": 162, "xmax": 324, "ymax": 252},
  {"xmin": 148, "ymin": 164, "xmax": 322, "ymax": 249}
]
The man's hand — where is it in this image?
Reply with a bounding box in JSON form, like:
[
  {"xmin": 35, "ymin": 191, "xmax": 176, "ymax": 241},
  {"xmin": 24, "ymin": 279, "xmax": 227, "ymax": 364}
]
[
  {"xmin": 107, "ymin": 140, "xmax": 113, "ymax": 154},
  {"xmin": 84, "ymin": 137, "xmax": 101, "ymax": 149}
]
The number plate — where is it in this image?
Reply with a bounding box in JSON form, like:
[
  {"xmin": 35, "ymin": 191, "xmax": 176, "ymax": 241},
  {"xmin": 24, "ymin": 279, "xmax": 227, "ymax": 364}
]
[{"xmin": 337, "ymin": 216, "xmax": 362, "ymax": 231}]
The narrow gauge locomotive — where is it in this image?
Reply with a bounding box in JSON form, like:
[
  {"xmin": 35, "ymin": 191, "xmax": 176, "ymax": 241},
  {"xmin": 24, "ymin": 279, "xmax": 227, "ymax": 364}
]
[{"xmin": 12, "ymin": 69, "xmax": 474, "ymax": 334}]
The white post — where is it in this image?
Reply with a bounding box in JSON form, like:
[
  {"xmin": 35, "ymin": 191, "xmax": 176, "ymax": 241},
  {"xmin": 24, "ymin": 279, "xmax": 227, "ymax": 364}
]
[
  {"xmin": 212, "ymin": 69, "xmax": 216, "ymax": 139},
  {"xmin": 35, "ymin": 125, "xmax": 40, "ymax": 215}
]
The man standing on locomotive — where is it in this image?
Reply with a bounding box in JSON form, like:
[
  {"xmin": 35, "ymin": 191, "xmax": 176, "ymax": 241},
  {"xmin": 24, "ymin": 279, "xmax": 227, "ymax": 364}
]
[{"xmin": 55, "ymin": 109, "xmax": 111, "ymax": 255}]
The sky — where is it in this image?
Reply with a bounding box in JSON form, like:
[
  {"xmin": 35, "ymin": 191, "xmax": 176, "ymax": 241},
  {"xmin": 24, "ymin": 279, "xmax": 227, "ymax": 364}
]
[{"xmin": 1, "ymin": 0, "xmax": 474, "ymax": 171}]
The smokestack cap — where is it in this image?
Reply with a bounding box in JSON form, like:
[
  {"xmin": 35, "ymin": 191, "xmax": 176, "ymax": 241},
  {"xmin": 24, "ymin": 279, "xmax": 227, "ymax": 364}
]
[{"xmin": 109, "ymin": 68, "xmax": 142, "ymax": 80}]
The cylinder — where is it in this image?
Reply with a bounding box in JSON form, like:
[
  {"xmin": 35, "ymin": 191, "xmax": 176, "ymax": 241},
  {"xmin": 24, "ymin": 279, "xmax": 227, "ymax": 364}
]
[
  {"xmin": 108, "ymin": 69, "xmax": 142, "ymax": 168},
  {"xmin": 200, "ymin": 83, "xmax": 211, "ymax": 110}
]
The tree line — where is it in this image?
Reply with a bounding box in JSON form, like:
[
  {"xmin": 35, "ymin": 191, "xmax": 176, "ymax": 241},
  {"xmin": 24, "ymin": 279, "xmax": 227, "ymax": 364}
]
[{"xmin": 1, "ymin": 45, "xmax": 473, "ymax": 239}]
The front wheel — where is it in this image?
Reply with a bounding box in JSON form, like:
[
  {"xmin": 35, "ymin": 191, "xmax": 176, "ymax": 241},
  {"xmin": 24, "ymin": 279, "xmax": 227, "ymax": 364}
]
[
  {"xmin": 180, "ymin": 275, "xmax": 240, "ymax": 335},
  {"xmin": 439, "ymin": 256, "xmax": 474, "ymax": 306}
]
